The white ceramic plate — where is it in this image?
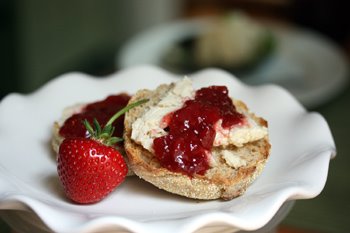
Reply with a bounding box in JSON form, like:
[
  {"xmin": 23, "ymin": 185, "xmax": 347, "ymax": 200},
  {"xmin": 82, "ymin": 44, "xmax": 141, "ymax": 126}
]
[
  {"xmin": 118, "ymin": 19, "xmax": 349, "ymax": 109},
  {"xmin": 0, "ymin": 66, "xmax": 335, "ymax": 233}
]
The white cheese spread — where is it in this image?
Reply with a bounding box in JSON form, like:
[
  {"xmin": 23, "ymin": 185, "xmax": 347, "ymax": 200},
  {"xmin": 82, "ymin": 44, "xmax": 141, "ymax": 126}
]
[
  {"xmin": 214, "ymin": 117, "xmax": 267, "ymax": 147},
  {"xmin": 131, "ymin": 77, "xmax": 194, "ymax": 152},
  {"xmin": 131, "ymin": 78, "xmax": 268, "ymax": 169},
  {"xmin": 221, "ymin": 150, "xmax": 247, "ymax": 168}
]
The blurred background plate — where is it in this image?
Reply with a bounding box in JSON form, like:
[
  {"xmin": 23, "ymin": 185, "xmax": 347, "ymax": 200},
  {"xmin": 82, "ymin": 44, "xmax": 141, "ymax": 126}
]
[{"xmin": 118, "ymin": 18, "xmax": 349, "ymax": 109}]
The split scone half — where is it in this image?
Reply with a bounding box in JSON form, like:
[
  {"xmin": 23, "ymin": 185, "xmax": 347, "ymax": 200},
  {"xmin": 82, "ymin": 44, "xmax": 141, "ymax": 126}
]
[{"xmin": 124, "ymin": 78, "xmax": 270, "ymax": 200}]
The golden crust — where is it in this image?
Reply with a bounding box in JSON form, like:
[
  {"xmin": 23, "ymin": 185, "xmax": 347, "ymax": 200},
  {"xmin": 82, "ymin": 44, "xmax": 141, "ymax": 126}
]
[{"xmin": 124, "ymin": 83, "xmax": 271, "ymax": 200}]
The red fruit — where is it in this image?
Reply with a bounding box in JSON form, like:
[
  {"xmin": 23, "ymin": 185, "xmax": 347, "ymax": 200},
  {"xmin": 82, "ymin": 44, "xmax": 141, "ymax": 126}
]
[
  {"xmin": 57, "ymin": 138, "xmax": 127, "ymax": 204},
  {"xmin": 57, "ymin": 98, "xmax": 148, "ymax": 204}
]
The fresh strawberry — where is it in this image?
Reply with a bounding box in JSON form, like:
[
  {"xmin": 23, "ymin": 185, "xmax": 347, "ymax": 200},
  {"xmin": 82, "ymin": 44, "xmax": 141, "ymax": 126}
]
[
  {"xmin": 57, "ymin": 99, "xmax": 148, "ymax": 204},
  {"xmin": 58, "ymin": 138, "xmax": 127, "ymax": 203}
]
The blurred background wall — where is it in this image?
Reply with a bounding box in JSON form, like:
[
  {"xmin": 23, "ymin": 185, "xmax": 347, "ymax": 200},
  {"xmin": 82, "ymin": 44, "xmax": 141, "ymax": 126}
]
[
  {"xmin": 0, "ymin": 0, "xmax": 183, "ymax": 98},
  {"xmin": 1, "ymin": 0, "xmax": 349, "ymax": 98}
]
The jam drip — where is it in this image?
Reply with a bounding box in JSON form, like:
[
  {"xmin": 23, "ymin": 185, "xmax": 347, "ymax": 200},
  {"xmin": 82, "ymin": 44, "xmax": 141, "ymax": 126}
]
[
  {"xmin": 59, "ymin": 94, "xmax": 131, "ymax": 139},
  {"xmin": 153, "ymin": 86, "xmax": 245, "ymax": 176}
]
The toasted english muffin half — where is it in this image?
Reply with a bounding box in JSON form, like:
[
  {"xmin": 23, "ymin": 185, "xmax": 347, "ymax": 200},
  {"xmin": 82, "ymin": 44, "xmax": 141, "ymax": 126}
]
[{"xmin": 124, "ymin": 82, "xmax": 270, "ymax": 200}]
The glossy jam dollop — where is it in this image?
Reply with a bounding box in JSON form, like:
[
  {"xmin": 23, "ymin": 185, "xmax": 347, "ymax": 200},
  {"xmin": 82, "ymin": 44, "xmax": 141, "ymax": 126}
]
[
  {"xmin": 153, "ymin": 86, "xmax": 245, "ymax": 176},
  {"xmin": 59, "ymin": 94, "xmax": 131, "ymax": 139}
]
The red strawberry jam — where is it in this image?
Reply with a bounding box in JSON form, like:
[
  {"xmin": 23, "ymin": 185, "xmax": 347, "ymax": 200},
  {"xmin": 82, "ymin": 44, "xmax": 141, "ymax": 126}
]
[
  {"xmin": 59, "ymin": 94, "xmax": 131, "ymax": 139},
  {"xmin": 153, "ymin": 86, "xmax": 245, "ymax": 176}
]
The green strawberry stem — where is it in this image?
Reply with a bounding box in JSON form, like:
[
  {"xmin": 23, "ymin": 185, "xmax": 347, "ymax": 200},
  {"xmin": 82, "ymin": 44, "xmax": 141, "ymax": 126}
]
[
  {"xmin": 105, "ymin": 99, "xmax": 148, "ymax": 127},
  {"xmin": 83, "ymin": 98, "xmax": 148, "ymax": 146}
]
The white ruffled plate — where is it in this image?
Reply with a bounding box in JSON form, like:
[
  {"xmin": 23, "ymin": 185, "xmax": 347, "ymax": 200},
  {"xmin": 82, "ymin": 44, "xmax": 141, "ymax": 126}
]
[{"xmin": 0, "ymin": 66, "xmax": 335, "ymax": 233}]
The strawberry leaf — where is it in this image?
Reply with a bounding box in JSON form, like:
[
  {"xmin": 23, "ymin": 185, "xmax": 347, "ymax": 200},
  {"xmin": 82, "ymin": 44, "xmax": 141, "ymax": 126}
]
[
  {"xmin": 83, "ymin": 120, "xmax": 95, "ymax": 137},
  {"xmin": 93, "ymin": 118, "xmax": 102, "ymax": 136}
]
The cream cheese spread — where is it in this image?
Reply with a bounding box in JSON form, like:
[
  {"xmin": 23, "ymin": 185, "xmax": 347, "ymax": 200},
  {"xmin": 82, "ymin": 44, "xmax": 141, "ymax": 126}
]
[{"xmin": 131, "ymin": 78, "xmax": 268, "ymax": 168}]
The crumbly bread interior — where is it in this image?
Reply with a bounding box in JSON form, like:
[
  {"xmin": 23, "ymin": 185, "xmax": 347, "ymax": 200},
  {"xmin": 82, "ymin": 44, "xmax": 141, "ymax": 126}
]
[{"xmin": 124, "ymin": 83, "xmax": 270, "ymax": 200}]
